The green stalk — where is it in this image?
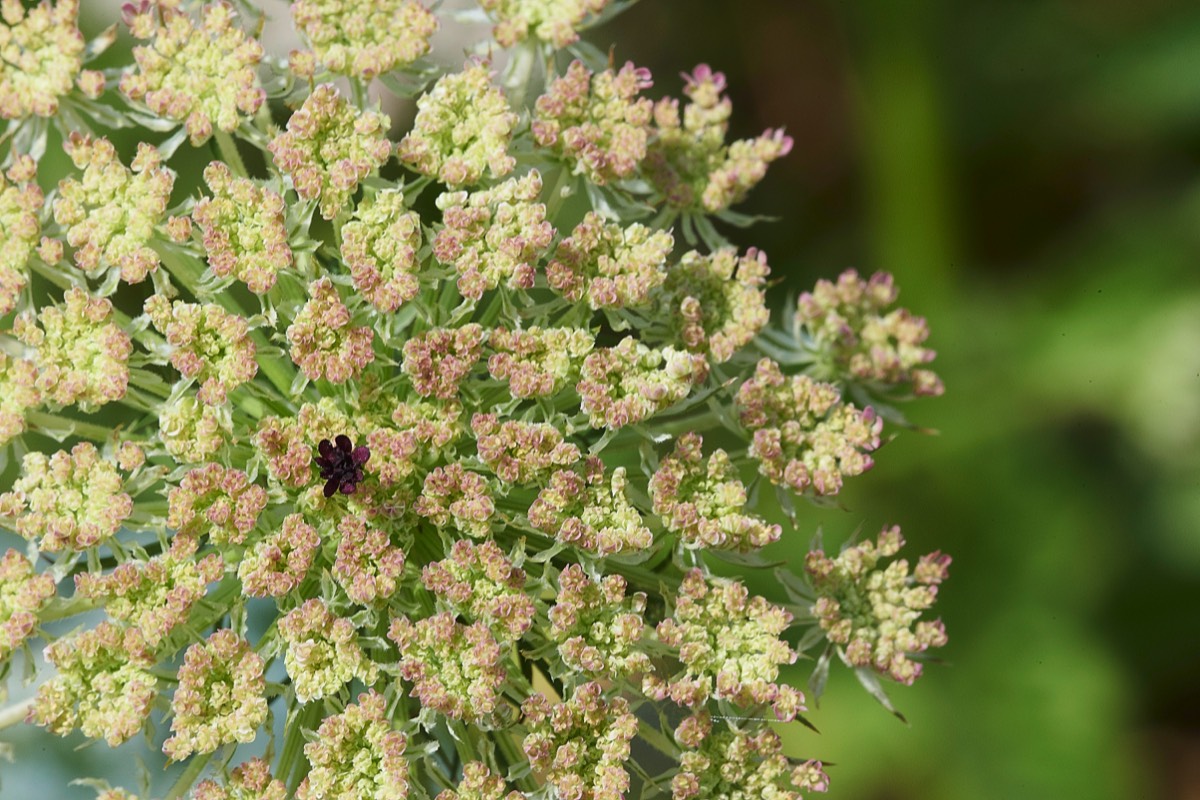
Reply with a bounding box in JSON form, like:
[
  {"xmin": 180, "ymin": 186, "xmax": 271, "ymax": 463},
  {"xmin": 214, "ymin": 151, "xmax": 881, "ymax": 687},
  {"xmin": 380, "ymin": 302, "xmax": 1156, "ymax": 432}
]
[
  {"xmin": 163, "ymin": 750, "xmax": 213, "ymax": 800},
  {"xmin": 213, "ymin": 130, "xmax": 249, "ymax": 180},
  {"xmin": 0, "ymin": 698, "xmax": 34, "ymax": 731},
  {"xmin": 26, "ymin": 410, "xmax": 114, "ymax": 442},
  {"xmin": 40, "ymin": 595, "xmax": 99, "ymax": 622}
]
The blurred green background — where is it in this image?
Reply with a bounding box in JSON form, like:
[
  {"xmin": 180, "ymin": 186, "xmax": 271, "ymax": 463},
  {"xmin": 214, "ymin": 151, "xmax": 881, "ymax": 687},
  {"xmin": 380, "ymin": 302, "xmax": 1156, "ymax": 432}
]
[
  {"xmin": 609, "ymin": 0, "xmax": 1200, "ymax": 797},
  {"xmin": 7, "ymin": 0, "xmax": 1200, "ymax": 798}
]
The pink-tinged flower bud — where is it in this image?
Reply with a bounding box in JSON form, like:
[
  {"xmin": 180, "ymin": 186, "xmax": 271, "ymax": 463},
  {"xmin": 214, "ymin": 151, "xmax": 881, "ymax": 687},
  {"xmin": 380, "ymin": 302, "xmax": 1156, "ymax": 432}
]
[
  {"xmin": 530, "ymin": 458, "xmax": 652, "ymax": 556},
  {"xmin": 0, "ymin": 548, "xmax": 55, "ymax": 661},
  {"xmin": 0, "ymin": 155, "xmax": 44, "ymax": 314},
  {"xmin": 119, "ymin": 2, "xmax": 265, "ymax": 145},
  {"xmin": 167, "ymin": 463, "xmax": 267, "ymax": 545},
  {"xmin": 433, "ymin": 171, "xmax": 553, "ymax": 300},
  {"xmin": 479, "ymin": 0, "xmax": 609, "ymax": 48},
  {"xmin": 806, "ymin": 525, "xmax": 949, "ymax": 685},
  {"xmin": 663, "ymin": 248, "xmax": 770, "ymax": 363},
  {"xmin": 797, "ymin": 268, "xmax": 944, "ymax": 396},
  {"xmin": 158, "ymin": 394, "xmax": 230, "ymax": 463},
  {"xmin": 577, "ymin": 336, "xmax": 709, "ymax": 429},
  {"xmin": 192, "ymin": 161, "xmax": 293, "ymax": 293},
  {"xmin": 421, "ymin": 539, "xmax": 534, "ymax": 640},
  {"xmin": 193, "ymin": 758, "xmax": 287, "ymax": 800},
  {"xmin": 297, "ymin": 690, "xmax": 410, "ymax": 800},
  {"xmin": 32, "ymin": 622, "xmax": 157, "ymax": 747},
  {"xmin": 17, "ymin": 287, "xmax": 131, "ymax": 411},
  {"xmin": 0, "ymin": 442, "xmax": 131, "ymax": 552},
  {"xmin": 736, "ymin": 358, "xmax": 881, "ymax": 496},
  {"xmin": 145, "ymin": 294, "xmax": 257, "ymax": 404},
  {"xmin": 288, "ymin": 278, "xmax": 375, "ymax": 383},
  {"xmin": 388, "ymin": 612, "xmax": 507, "ymax": 721},
  {"xmin": 650, "ymin": 432, "xmax": 780, "ymax": 551},
  {"xmin": 292, "ymin": 0, "xmax": 436, "ymax": 79},
  {"xmin": 52, "ymin": 135, "xmax": 174, "ymax": 284},
  {"xmin": 279, "ymin": 598, "xmax": 378, "ymax": 702},
  {"xmin": 547, "ymin": 212, "xmax": 673, "ymax": 309},
  {"xmin": 399, "ymin": 60, "xmax": 516, "ymax": 187},
  {"xmin": 343, "ymin": 189, "xmax": 422, "ymax": 312},
  {"xmin": 268, "ymin": 85, "xmax": 392, "ymax": 219},
  {"xmin": 521, "ymin": 681, "xmax": 637, "ymax": 800},
  {"xmin": 0, "ymin": 0, "xmax": 86, "ymax": 119},
  {"xmin": 655, "ymin": 569, "xmax": 803, "ymax": 721},
  {"xmin": 534, "ymin": 60, "xmax": 653, "ymax": 185},
  {"xmin": 163, "ymin": 628, "xmax": 268, "ymax": 761}
]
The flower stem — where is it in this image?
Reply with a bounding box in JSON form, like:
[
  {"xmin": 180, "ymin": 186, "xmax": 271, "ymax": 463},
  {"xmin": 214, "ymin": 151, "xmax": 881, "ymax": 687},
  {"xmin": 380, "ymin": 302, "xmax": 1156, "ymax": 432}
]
[
  {"xmin": 26, "ymin": 410, "xmax": 114, "ymax": 442},
  {"xmin": 213, "ymin": 130, "xmax": 249, "ymax": 179},
  {"xmin": 0, "ymin": 698, "xmax": 34, "ymax": 730},
  {"xmin": 164, "ymin": 750, "xmax": 213, "ymax": 800}
]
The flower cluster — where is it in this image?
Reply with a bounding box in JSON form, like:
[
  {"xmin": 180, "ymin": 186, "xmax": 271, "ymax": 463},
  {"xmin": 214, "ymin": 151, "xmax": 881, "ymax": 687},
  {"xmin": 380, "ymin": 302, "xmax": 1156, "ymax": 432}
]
[
  {"xmin": 797, "ymin": 268, "xmax": 944, "ymax": 396},
  {"xmin": 547, "ymin": 212, "xmax": 674, "ymax": 308},
  {"xmin": 398, "ymin": 61, "xmax": 517, "ymax": 187},
  {"xmin": 121, "ymin": 2, "xmax": 265, "ymax": 145},
  {"xmin": 479, "ymin": 0, "xmax": 610, "ymax": 48},
  {"xmin": 297, "ymin": 691, "xmax": 409, "ymax": 800},
  {"xmin": 578, "ymin": 337, "xmax": 709, "ymax": 429},
  {"xmin": 267, "ymin": 84, "xmax": 392, "ymax": 219},
  {"xmin": 279, "ymin": 598, "xmax": 378, "ymax": 702},
  {"xmin": 652, "ymin": 569, "xmax": 803, "ymax": 721},
  {"xmin": 52, "ymin": 136, "xmax": 174, "ymax": 283},
  {"xmin": 0, "ymin": 5, "xmax": 948, "ymax": 797},
  {"xmin": 291, "ymin": 0, "xmax": 437, "ymax": 80},
  {"xmin": 0, "ymin": 442, "xmax": 131, "ymax": 551},
  {"xmin": 342, "ymin": 189, "xmax": 423, "ymax": 312},
  {"xmin": 0, "ymin": 155, "xmax": 42, "ymax": 314},
  {"xmin": 549, "ymin": 563, "xmax": 650, "ymax": 678},
  {"xmin": 145, "ymin": 294, "xmax": 257, "ymax": 404},
  {"xmin": 192, "ymin": 161, "xmax": 292, "ymax": 293},
  {"xmin": 805, "ymin": 525, "xmax": 950, "ymax": 684},
  {"xmin": 650, "ymin": 432, "xmax": 781, "ymax": 551},
  {"xmin": 15, "ymin": 287, "xmax": 131, "ymax": 409},
  {"xmin": 672, "ymin": 712, "xmax": 828, "ymax": 800},
  {"xmin": 533, "ymin": 60, "xmax": 654, "ymax": 185},
  {"xmin": 163, "ymin": 629, "xmax": 267, "ymax": 761},
  {"xmin": 288, "ymin": 278, "xmax": 375, "ymax": 383},
  {"xmin": 647, "ymin": 65, "xmax": 793, "ymax": 214},
  {"xmin": 529, "ymin": 459, "xmax": 652, "ymax": 555},
  {"xmin": 32, "ymin": 623, "xmax": 156, "ymax": 747},
  {"xmin": 663, "ymin": 247, "xmax": 771, "ymax": 363},
  {"xmin": 434, "ymin": 171, "xmax": 554, "ymax": 300},
  {"xmin": 0, "ymin": 548, "xmax": 55, "ymax": 660},
  {"xmin": 0, "ymin": 0, "xmax": 86, "ymax": 119},
  {"xmin": 736, "ymin": 358, "xmax": 882, "ymax": 495},
  {"xmin": 487, "ymin": 325, "xmax": 594, "ymax": 398},
  {"xmin": 521, "ymin": 681, "xmax": 638, "ymax": 800}
]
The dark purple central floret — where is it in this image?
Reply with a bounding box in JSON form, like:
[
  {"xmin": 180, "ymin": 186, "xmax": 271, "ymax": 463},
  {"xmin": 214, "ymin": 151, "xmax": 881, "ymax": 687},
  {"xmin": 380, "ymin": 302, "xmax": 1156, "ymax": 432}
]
[{"xmin": 315, "ymin": 435, "xmax": 370, "ymax": 498}]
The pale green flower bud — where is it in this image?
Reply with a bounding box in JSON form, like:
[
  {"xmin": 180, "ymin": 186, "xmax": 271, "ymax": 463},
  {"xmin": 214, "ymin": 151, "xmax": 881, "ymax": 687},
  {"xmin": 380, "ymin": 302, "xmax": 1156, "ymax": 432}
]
[{"xmin": 292, "ymin": 0, "xmax": 436, "ymax": 80}]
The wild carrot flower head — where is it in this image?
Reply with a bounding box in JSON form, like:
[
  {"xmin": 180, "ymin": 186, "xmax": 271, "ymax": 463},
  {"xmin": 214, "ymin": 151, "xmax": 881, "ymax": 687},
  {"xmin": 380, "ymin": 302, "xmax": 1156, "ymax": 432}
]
[
  {"xmin": 287, "ymin": 278, "xmax": 376, "ymax": 382},
  {"xmin": 192, "ymin": 161, "xmax": 292, "ymax": 293},
  {"xmin": 421, "ymin": 538, "xmax": 534, "ymax": 639},
  {"xmin": 342, "ymin": 189, "xmax": 422, "ymax": 312},
  {"xmin": 663, "ymin": 247, "xmax": 771, "ymax": 363},
  {"xmin": 388, "ymin": 612, "xmax": 507, "ymax": 722},
  {"xmin": 0, "ymin": 548, "xmax": 55, "ymax": 661},
  {"xmin": 192, "ymin": 758, "xmax": 287, "ymax": 800},
  {"xmin": 0, "ymin": 353, "xmax": 40, "ymax": 445},
  {"xmin": 530, "ymin": 459, "xmax": 653, "ymax": 555},
  {"xmin": 145, "ymin": 294, "xmax": 257, "ymax": 405},
  {"xmin": 486, "ymin": 325, "xmax": 595, "ymax": 398},
  {"xmin": 577, "ymin": 337, "xmax": 709, "ymax": 429},
  {"xmin": 0, "ymin": 154, "xmax": 42, "ymax": 313},
  {"xmin": 547, "ymin": 212, "xmax": 674, "ymax": 308},
  {"xmin": 549, "ymin": 563, "xmax": 650, "ymax": 678},
  {"xmin": 297, "ymin": 690, "xmax": 409, "ymax": 800},
  {"xmin": 279, "ymin": 598, "xmax": 378, "ymax": 702}
]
